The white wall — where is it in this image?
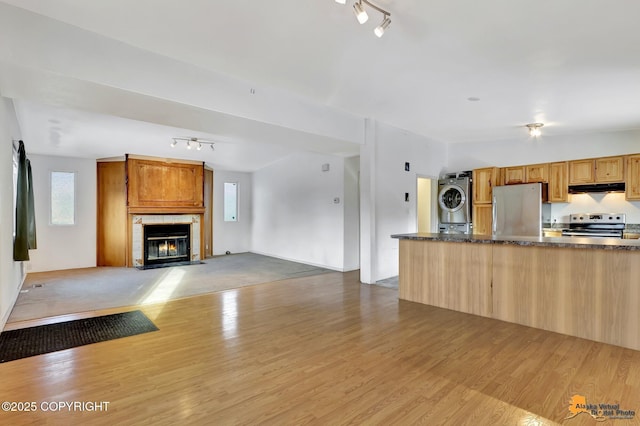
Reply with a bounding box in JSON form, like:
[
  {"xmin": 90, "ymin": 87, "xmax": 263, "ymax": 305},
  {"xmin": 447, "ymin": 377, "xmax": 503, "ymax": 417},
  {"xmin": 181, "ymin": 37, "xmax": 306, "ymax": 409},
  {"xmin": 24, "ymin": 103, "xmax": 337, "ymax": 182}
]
[
  {"xmin": 448, "ymin": 129, "xmax": 640, "ymax": 171},
  {"xmin": 343, "ymin": 156, "xmax": 360, "ymax": 272},
  {"xmin": 447, "ymin": 128, "xmax": 640, "ymax": 223},
  {"xmin": 213, "ymin": 170, "xmax": 252, "ymax": 255},
  {"xmin": 25, "ymin": 154, "xmax": 96, "ymax": 272},
  {"xmin": 360, "ymin": 119, "xmax": 448, "ymax": 283},
  {"xmin": 0, "ymin": 97, "xmax": 24, "ymax": 329},
  {"xmin": 252, "ymin": 152, "xmax": 348, "ymax": 270}
]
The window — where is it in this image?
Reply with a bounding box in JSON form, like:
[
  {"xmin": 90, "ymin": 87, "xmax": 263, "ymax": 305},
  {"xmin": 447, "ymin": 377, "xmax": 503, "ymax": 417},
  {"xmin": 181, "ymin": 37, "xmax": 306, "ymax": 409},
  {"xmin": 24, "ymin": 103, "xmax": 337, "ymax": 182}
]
[
  {"xmin": 51, "ymin": 171, "xmax": 75, "ymax": 225},
  {"xmin": 223, "ymin": 182, "xmax": 238, "ymax": 222}
]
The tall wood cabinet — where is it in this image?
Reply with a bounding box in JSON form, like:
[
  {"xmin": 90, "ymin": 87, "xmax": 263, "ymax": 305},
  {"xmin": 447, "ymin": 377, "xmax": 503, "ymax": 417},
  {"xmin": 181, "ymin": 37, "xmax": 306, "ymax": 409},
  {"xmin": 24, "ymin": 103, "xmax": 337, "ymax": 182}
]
[
  {"xmin": 97, "ymin": 161, "xmax": 127, "ymax": 266},
  {"xmin": 472, "ymin": 167, "xmax": 498, "ymax": 235}
]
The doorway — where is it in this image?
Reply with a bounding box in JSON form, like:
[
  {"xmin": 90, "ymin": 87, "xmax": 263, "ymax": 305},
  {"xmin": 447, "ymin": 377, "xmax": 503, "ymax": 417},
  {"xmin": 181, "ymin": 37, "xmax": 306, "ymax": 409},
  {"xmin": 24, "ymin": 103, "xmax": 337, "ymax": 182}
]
[{"xmin": 417, "ymin": 176, "xmax": 437, "ymax": 233}]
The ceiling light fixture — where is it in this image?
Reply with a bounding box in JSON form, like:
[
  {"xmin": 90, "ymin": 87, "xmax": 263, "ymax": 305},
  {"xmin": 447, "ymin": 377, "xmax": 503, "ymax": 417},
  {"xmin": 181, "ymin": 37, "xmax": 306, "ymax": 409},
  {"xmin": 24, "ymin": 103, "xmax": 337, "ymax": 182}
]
[
  {"xmin": 338, "ymin": 0, "xmax": 391, "ymax": 37},
  {"xmin": 353, "ymin": 1, "xmax": 368, "ymax": 24},
  {"xmin": 374, "ymin": 16, "xmax": 391, "ymax": 38},
  {"xmin": 171, "ymin": 137, "xmax": 216, "ymax": 151},
  {"xmin": 526, "ymin": 123, "xmax": 544, "ymax": 137}
]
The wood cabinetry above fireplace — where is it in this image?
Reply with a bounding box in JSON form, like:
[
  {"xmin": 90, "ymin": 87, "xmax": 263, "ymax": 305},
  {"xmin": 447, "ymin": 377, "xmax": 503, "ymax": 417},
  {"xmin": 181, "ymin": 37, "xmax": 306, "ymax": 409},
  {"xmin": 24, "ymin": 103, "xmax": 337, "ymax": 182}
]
[
  {"xmin": 127, "ymin": 156, "xmax": 205, "ymax": 214},
  {"xmin": 97, "ymin": 155, "xmax": 211, "ymax": 267}
]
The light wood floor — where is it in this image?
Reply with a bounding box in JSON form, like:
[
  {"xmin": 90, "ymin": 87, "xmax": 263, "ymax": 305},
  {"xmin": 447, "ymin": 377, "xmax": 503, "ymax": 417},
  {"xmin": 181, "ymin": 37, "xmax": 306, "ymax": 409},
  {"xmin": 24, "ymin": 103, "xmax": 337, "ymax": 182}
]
[{"xmin": 1, "ymin": 271, "xmax": 639, "ymax": 425}]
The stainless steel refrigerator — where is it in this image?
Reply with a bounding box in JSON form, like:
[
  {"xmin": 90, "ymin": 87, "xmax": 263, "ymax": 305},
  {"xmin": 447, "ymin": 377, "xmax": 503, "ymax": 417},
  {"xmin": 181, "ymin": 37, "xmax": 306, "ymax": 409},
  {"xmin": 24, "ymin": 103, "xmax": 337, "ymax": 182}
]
[{"xmin": 492, "ymin": 183, "xmax": 551, "ymax": 237}]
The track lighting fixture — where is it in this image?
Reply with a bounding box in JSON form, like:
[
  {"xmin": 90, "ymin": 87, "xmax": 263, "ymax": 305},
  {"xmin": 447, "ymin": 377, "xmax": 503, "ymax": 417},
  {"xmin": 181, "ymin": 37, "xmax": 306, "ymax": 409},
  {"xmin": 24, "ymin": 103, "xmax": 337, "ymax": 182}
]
[
  {"xmin": 353, "ymin": 1, "xmax": 368, "ymax": 24},
  {"xmin": 171, "ymin": 137, "xmax": 216, "ymax": 152},
  {"xmin": 337, "ymin": 0, "xmax": 391, "ymax": 37},
  {"xmin": 374, "ymin": 16, "xmax": 391, "ymax": 37},
  {"xmin": 526, "ymin": 123, "xmax": 544, "ymax": 137}
]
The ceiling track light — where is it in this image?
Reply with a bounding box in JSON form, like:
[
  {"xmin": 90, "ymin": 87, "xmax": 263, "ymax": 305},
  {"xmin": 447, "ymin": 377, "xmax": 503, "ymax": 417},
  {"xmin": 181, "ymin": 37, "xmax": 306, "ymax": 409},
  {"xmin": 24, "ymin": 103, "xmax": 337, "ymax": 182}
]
[
  {"xmin": 375, "ymin": 15, "xmax": 391, "ymax": 38},
  {"xmin": 171, "ymin": 137, "xmax": 216, "ymax": 152},
  {"xmin": 339, "ymin": 0, "xmax": 391, "ymax": 37},
  {"xmin": 353, "ymin": 1, "xmax": 368, "ymax": 24},
  {"xmin": 526, "ymin": 123, "xmax": 544, "ymax": 137}
]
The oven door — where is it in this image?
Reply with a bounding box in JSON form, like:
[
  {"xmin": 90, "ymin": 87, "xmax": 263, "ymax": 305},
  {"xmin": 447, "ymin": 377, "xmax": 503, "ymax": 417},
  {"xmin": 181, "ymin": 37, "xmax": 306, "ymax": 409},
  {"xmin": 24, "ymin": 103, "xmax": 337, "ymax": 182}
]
[{"xmin": 561, "ymin": 230, "xmax": 623, "ymax": 238}]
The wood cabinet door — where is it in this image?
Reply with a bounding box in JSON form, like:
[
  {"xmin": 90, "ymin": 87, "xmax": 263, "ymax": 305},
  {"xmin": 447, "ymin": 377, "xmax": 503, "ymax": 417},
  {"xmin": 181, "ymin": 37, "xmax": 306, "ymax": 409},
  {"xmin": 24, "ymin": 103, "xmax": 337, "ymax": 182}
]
[
  {"xmin": 595, "ymin": 156, "xmax": 624, "ymax": 182},
  {"xmin": 548, "ymin": 162, "xmax": 568, "ymax": 203},
  {"xmin": 473, "ymin": 167, "xmax": 498, "ymax": 204},
  {"xmin": 204, "ymin": 168, "xmax": 214, "ymax": 258},
  {"xmin": 503, "ymin": 166, "xmax": 526, "ymax": 185},
  {"xmin": 97, "ymin": 161, "xmax": 127, "ymax": 266},
  {"xmin": 473, "ymin": 204, "xmax": 493, "ymax": 236},
  {"xmin": 127, "ymin": 158, "xmax": 204, "ymax": 212},
  {"xmin": 525, "ymin": 163, "xmax": 549, "ymax": 183},
  {"xmin": 568, "ymin": 160, "xmax": 595, "ymax": 184},
  {"xmin": 626, "ymin": 155, "xmax": 640, "ymax": 200}
]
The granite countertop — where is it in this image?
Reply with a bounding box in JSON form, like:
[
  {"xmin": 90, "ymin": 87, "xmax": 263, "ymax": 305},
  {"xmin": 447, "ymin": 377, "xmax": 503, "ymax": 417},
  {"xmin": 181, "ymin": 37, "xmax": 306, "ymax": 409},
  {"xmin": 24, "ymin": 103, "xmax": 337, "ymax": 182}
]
[{"xmin": 390, "ymin": 232, "xmax": 640, "ymax": 251}]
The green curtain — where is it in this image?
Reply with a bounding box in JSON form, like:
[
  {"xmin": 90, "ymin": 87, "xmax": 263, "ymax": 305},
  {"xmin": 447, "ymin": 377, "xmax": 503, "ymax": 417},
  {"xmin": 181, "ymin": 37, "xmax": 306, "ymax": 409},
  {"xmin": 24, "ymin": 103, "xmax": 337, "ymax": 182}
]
[
  {"xmin": 27, "ymin": 158, "xmax": 37, "ymax": 249},
  {"xmin": 13, "ymin": 140, "xmax": 36, "ymax": 261}
]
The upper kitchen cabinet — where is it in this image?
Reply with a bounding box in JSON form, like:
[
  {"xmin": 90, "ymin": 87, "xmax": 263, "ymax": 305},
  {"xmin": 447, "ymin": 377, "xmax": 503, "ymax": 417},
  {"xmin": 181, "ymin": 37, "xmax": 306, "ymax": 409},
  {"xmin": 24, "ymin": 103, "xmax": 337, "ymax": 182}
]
[
  {"xmin": 548, "ymin": 162, "xmax": 569, "ymax": 203},
  {"xmin": 473, "ymin": 167, "xmax": 498, "ymax": 204},
  {"xmin": 503, "ymin": 166, "xmax": 526, "ymax": 185},
  {"xmin": 595, "ymin": 156, "xmax": 625, "ymax": 183},
  {"xmin": 569, "ymin": 156, "xmax": 625, "ymax": 184},
  {"xmin": 525, "ymin": 163, "xmax": 549, "ymax": 183},
  {"xmin": 568, "ymin": 159, "xmax": 595, "ymax": 184},
  {"xmin": 626, "ymin": 155, "xmax": 640, "ymax": 200}
]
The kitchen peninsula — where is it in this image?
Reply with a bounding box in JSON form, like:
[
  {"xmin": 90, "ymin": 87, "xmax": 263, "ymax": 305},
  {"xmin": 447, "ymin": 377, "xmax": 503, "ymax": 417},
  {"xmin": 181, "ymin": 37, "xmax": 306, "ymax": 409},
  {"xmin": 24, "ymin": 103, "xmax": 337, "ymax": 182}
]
[{"xmin": 392, "ymin": 233, "xmax": 640, "ymax": 351}]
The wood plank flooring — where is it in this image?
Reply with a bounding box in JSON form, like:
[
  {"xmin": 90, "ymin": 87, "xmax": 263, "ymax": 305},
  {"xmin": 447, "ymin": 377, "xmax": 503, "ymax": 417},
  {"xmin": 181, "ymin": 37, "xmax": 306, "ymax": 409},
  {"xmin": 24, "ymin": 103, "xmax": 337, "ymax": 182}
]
[{"xmin": 1, "ymin": 270, "xmax": 639, "ymax": 425}]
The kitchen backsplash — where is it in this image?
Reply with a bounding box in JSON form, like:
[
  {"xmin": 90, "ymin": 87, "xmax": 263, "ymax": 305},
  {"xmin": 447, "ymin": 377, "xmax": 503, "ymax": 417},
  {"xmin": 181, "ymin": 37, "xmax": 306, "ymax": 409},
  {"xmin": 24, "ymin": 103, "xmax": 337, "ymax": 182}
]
[{"xmin": 550, "ymin": 192, "xmax": 640, "ymax": 224}]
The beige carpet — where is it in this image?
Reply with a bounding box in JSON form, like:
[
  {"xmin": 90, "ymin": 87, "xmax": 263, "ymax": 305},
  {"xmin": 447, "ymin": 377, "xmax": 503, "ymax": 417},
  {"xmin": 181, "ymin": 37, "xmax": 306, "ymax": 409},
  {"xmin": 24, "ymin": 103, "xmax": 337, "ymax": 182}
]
[{"xmin": 8, "ymin": 253, "xmax": 330, "ymax": 323}]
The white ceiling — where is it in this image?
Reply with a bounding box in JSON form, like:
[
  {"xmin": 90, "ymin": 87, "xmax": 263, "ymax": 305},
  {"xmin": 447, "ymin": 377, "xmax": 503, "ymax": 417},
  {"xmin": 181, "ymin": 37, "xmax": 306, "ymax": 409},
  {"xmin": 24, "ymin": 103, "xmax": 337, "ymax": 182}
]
[{"xmin": 3, "ymin": 0, "xmax": 640, "ymax": 169}]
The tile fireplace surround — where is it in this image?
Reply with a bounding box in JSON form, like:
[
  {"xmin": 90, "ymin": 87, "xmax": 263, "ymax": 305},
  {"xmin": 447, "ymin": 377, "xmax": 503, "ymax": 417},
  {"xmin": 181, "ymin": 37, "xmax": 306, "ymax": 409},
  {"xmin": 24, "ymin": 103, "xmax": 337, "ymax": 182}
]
[{"xmin": 132, "ymin": 214, "xmax": 201, "ymax": 268}]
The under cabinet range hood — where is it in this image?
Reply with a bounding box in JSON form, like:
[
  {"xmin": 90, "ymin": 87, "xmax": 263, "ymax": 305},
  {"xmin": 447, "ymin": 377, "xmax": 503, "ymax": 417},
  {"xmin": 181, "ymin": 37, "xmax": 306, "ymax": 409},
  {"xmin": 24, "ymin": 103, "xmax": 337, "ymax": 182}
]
[{"xmin": 568, "ymin": 182, "xmax": 626, "ymax": 194}]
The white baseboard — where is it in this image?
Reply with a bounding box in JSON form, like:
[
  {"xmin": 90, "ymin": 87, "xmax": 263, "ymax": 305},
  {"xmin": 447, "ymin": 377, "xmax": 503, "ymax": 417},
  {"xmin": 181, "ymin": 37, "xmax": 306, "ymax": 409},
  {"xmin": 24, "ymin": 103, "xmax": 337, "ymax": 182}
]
[
  {"xmin": 249, "ymin": 250, "xmax": 345, "ymax": 272},
  {"xmin": 0, "ymin": 263, "xmax": 25, "ymax": 332}
]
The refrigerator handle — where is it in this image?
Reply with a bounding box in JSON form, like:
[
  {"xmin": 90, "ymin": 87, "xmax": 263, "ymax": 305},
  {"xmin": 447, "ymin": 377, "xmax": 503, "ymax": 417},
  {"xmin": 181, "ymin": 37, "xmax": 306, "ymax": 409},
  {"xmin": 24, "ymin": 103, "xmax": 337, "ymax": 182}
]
[{"xmin": 492, "ymin": 195, "xmax": 497, "ymax": 235}]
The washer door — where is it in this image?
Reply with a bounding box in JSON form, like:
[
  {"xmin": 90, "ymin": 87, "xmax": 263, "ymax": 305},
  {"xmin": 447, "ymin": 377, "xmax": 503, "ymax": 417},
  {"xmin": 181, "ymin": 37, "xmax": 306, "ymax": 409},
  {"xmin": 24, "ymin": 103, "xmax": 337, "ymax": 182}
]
[{"xmin": 438, "ymin": 184, "xmax": 466, "ymax": 212}]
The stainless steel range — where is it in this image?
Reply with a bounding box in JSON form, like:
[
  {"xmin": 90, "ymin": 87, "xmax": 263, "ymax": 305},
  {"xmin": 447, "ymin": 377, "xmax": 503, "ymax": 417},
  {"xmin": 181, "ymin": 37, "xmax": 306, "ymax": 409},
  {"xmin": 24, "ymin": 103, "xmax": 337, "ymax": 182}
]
[{"xmin": 562, "ymin": 213, "xmax": 626, "ymax": 238}]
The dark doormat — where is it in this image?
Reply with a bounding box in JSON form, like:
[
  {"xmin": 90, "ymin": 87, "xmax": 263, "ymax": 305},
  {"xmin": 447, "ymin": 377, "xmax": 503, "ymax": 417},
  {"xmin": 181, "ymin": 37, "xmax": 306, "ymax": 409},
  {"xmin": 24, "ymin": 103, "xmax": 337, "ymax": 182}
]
[{"xmin": 0, "ymin": 310, "xmax": 158, "ymax": 363}]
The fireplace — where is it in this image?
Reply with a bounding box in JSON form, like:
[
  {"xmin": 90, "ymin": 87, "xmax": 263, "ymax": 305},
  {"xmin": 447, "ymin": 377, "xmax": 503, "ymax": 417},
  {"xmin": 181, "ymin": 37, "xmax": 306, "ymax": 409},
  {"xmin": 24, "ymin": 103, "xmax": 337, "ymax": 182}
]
[
  {"xmin": 132, "ymin": 214, "xmax": 201, "ymax": 268},
  {"xmin": 143, "ymin": 224, "xmax": 191, "ymax": 267}
]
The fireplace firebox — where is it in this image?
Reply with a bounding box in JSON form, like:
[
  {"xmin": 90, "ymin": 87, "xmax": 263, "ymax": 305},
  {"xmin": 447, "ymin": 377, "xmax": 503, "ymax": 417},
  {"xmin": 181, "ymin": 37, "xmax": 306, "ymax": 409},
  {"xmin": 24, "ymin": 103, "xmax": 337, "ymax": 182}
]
[{"xmin": 143, "ymin": 224, "xmax": 191, "ymax": 267}]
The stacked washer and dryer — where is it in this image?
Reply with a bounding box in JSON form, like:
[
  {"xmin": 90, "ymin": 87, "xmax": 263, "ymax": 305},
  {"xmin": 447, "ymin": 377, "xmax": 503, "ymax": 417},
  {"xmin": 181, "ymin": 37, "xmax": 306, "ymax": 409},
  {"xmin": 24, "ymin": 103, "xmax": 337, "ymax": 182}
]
[{"xmin": 437, "ymin": 171, "xmax": 473, "ymax": 234}]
